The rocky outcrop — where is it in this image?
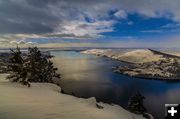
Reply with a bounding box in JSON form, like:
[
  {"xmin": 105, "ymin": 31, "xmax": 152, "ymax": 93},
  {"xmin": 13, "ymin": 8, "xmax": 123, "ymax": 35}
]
[{"xmin": 114, "ymin": 58, "xmax": 180, "ymax": 80}]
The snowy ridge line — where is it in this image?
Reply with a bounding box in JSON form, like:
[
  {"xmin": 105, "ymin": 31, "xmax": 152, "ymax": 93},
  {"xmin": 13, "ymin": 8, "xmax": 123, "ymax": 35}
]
[{"xmin": 149, "ymin": 49, "xmax": 180, "ymax": 58}]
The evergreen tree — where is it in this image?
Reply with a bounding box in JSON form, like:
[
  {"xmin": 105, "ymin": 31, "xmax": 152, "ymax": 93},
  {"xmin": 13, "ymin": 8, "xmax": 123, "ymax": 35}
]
[
  {"xmin": 127, "ymin": 92, "xmax": 147, "ymax": 114},
  {"xmin": 25, "ymin": 47, "xmax": 60, "ymax": 82},
  {"xmin": 7, "ymin": 46, "xmax": 60, "ymax": 86},
  {"xmin": 7, "ymin": 47, "xmax": 25, "ymax": 82}
]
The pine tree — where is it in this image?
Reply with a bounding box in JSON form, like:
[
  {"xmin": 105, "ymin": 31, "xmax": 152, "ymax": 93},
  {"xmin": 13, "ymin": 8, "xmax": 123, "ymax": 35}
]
[
  {"xmin": 7, "ymin": 46, "xmax": 60, "ymax": 86},
  {"xmin": 127, "ymin": 92, "xmax": 147, "ymax": 114},
  {"xmin": 25, "ymin": 47, "xmax": 60, "ymax": 82},
  {"xmin": 7, "ymin": 47, "xmax": 25, "ymax": 82}
]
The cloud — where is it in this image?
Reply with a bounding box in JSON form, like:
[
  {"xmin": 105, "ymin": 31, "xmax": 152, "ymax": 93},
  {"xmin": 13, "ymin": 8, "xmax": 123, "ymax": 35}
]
[
  {"xmin": 0, "ymin": 34, "xmax": 44, "ymax": 41},
  {"xmin": 52, "ymin": 20, "xmax": 116, "ymax": 38},
  {"xmin": 35, "ymin": 35, "xmax": 180, "ymax": 48},
  {"xmin": 140, "ymin": 30, "xmax": 163, "ymax": 33},
  {"xmin": 161, "ymin": 23, "xmax": 180, "ymax": 29},
  {"xmin": 127, "ymin": 21, "xmax": 133, "ymax": 25},
  {"xmin": 114, "ymin": 10, "xmax": 127, "ymax": 19},
  {"xmin": 0, "ymin": 34, "xmax": 39, "ymax": 47},
  {"xmin": 0, "ymin": 0, "xmax": 180, "ymax": 45},
  {"xmin": 9, "ymin": 40, "xmax": 36, "ymax": 45}
]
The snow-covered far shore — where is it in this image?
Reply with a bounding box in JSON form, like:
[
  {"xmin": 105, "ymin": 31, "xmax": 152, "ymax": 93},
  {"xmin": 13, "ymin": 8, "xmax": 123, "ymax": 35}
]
[
  {"xmin": 81, "ymin": 49, "xmax": 180, "ymax": 80},
  {"xmin": 0, "ymin": 74, "xmax": 148, "ymax": 119},
  {"xmin": 81, "ymin": 49, "xmax": 164, "ymax": 64},
  {"xmin": 160, "ymin": 50, "xmax": 180, "ymax": 57}
]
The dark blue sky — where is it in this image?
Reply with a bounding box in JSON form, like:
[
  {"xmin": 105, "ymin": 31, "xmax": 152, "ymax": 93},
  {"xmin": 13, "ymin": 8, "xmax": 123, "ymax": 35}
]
[{"xmin": 102, "ymin": 13, "xmax": 179, "ymax": 40}]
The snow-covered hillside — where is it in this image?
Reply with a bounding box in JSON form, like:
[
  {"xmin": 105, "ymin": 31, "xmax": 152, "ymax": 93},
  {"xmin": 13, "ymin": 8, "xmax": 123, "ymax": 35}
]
[
  {"xmin": 0, "ymin": 74, "xmax": 148, "ymax": 119},
  {"xmin": 160, "ymin": 50, "xmax": 180, "ymax": 57},
  {"xmin": 81, "ymin": 49, "xmax": 163, "ymax": 63}
]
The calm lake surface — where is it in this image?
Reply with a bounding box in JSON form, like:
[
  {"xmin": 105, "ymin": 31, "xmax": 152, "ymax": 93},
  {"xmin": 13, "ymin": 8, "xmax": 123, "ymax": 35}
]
[{"xmin": 51, "ymin": 51, "xmax": 180, "ymax": 119}]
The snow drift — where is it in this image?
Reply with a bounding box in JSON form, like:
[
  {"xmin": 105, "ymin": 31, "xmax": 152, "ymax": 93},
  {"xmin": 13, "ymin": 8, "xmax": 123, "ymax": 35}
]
[{"xmin": 0, "ymin": 74, "xmax": 147, "ymax": 119}]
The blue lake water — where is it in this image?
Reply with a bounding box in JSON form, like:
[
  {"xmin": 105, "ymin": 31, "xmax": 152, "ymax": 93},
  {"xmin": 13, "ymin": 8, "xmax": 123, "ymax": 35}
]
[{"xmin": 51, "ymin": 51, "xmax": 180, "ymax": 119}]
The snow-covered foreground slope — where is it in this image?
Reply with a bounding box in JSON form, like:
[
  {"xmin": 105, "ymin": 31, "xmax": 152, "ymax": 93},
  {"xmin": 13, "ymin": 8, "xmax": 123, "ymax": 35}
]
[
  {"xmin": 81, "ymin": 49, "xmax": 163, "ymax": 63},
  {"xmin": 0, "ymin": 74, "xmax": 147, "ymax": 119}
]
